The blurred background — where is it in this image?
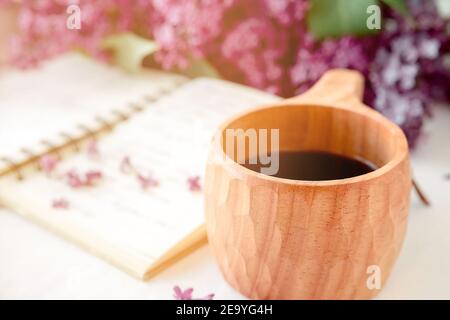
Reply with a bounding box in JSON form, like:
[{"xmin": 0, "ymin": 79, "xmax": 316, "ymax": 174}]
[{"xmin": 0, "ymin": 0, "xmax": 449, "ymax": 147}]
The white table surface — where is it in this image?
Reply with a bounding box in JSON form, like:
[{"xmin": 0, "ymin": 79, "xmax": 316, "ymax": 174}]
[{"xmin": 0, "ymin": 77, "xmax": 449, "ymax": 299}]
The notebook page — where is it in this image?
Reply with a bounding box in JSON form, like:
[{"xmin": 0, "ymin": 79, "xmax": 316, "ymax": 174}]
[
  {"xmin": 0, "ymin": 53, "xmax": 186, "ymax": 170},
  {"xmin": 0, "ymin": 78, "xmax": 280, "ymax": 278}
]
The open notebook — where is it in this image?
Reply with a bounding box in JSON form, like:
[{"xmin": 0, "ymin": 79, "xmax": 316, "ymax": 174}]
[{"xmin": 0, "ymin": 54, "xmax": 279, "ymax": 279}]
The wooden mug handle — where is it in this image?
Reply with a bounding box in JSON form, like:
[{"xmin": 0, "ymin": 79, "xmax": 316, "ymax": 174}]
[
  {"xmin": 285, "ymin": 69, "xmax": 430, "ymax": 205},
  {"xmin": 284, "ymin": 69, "xmax": 366, "ymax": 110}
]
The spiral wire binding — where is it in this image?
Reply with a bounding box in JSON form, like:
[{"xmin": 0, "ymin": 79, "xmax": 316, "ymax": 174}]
[{"xmin": 0, "ymin": 80, "xmax": 187, "ymax": 181}]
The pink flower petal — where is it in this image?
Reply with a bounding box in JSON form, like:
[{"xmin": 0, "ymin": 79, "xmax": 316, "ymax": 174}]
[
  {"xmin": 137, "ymin": 174, "xmax": 159, "ymax": 190},
  {"xmin": 198, "ymin": 293, "xmax": 215, "ymax": 300},
  {"xmin": 39, "ymin": 154, "xmax": 59, "ymax": 175},
  {"xmin": 66, "ymin": 169, "xmax": 84, "ymax": 188},
  {"xmin": 120, "ymin": 156, "xmax": 134, "ymax": 174},
  {"xmin": 65, "ymin": 169, "xmax": 102, "ymax": 188},
  {"xmin": 87, "ymin": 139, "xmax": 100, "ymax": 160},
  {"xmin": 85, "ymin": 170, "xmax": 103, "ymax": 186},
  {"xmin": 173, "ymin": 286, "xmax": 194, "ymax": 300},
  {"xmin": 173, "ymin": 286, "xmax": 214, "ymax": 300},
  {"xmin": 187, "ymin": 176, "xmax": 202, "ymax": 192},
  {"xmin": 52, "ymin": 198, "xmax": 70, "ymax": 209}
]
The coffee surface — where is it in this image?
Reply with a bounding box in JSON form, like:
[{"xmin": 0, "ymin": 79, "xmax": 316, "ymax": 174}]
[{"xmin": 244, "ymin": 151, "xmax": 376, "ymax": 181}]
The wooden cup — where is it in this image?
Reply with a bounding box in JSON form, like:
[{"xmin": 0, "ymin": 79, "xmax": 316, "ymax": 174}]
[{"xmin": 204, "ymin": 69, "xmax": 411, "ymax": 299}]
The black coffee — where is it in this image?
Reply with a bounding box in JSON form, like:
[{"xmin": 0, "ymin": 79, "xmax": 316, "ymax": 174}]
[{"xmin": 244, "ymin": 151, "xmax": 377, "ymax": 181}]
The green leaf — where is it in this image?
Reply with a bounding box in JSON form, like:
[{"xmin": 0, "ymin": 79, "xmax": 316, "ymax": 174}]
[
  {"xmin": 179, "ymin": 58, "xmax": 221, "ymax": 79},
  {"xmin": 307, "ymin": 0, "xmax": 380, "ymax": 39},
  {"xmin": 101, "ymin": 32, "xmax": 159, "ymax": 73},
  {"xmin": 381, "ymin": 0, "xmax": 408, "ymax": 15}
]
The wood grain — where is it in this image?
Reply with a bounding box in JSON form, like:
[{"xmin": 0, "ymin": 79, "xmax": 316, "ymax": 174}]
[{"xmin": 204, "ymin": 69, "xmax": 411, "ymax": 299}]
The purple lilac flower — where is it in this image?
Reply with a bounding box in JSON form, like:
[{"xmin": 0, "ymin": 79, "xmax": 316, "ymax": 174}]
[
  {"xmin": 52, "ymin": 198, "xmax": 70, "ymax": 209},
  {"xmin": 289, "ymin": 0, "xmax": 449, "ymax": 147},
  {"xmin": 220, "ymin": 17, "xmax": 288, "ymax": 94},
  {"xmin": 3, "ymin": 0, "xmax": 144, "ymax": 68},
  {"xmin": 364, "ymin": 0, "xmax": 450, "ymax": 147},
  {"xmin": 150, "ymin": 0, "xmax": 234, "ymax": 69},
  {"xmin": 264, "ymin": 0, "xmax": 309, "ymax": 25},
  {"xmin": 290, "ymin": 35, "xmax": 372, "ymax": 94},
  {"xmin": 367, "ymin": 34, "xmax": 436, "ymax": 147},
  {"xmin": 173, "ymin": 286, "xmax": 214, "ymax": 300},
  {"xmin": 1, "ymin": 0, "xmax": 449, "ymax": 146},
  {"xmin": 187, "ymin": 176, "xmax": 202, "ymax": 192}
]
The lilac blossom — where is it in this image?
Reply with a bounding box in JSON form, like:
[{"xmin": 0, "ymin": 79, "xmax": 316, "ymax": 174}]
[
  {"xmin": 173, "ymin": 286, "xmax": 214, "ymax": 300},
  {"xmin": 52, "ymin": 198, "xmax": 70, "ymax": 209},
  {"xmin": 187, "ymin": 176, "xmax": 202, "ymax": 192},
  {"xmin": 86, "ymin": 139, "xmax": 100, "ymax": 160},
  {"xmin": 39, "ymin": 154, "xmax": 59, "ymax": 175},
  {"xmin": 137, "ymin": 173, "xmax": 159, "ymax": 190},
  {"xmin": 1, "ymin": 0, "xmax": 449, "ymax": 147},
  {"xmin": 65, "ymin": 169, "xmax": 103, "ymax": 188}
]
